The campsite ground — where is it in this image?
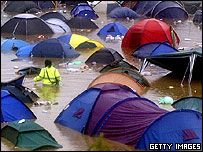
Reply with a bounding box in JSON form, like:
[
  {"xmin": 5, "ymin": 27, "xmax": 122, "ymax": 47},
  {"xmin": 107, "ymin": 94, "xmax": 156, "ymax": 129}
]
[{"xmin": 1, "ymin": 2, "xmax": 202, "ymax": 151}]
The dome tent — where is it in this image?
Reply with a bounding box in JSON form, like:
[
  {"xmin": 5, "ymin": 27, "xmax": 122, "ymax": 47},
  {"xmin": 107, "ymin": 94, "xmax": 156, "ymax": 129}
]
[{"xmin": 1, "ymin": 14, "xmax": 53, "ymax": 35}]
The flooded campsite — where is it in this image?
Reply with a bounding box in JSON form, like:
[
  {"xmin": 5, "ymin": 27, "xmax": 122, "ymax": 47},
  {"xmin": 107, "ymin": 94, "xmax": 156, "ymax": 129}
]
[{"xmin": 1, "ymin": 1, "xmax": 202, "ymax": 151}]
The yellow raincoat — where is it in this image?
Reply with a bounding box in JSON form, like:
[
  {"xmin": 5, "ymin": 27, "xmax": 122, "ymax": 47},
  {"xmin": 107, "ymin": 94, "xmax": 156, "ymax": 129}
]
[{"xmin": 34, "ymin": 66, "xmax": 61, "ymax": 85}]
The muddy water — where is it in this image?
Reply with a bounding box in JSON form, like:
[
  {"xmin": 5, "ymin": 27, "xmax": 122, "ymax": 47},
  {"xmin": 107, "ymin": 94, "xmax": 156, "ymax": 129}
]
[{"xmin": 1, "ymin": 3, "xmax": 202, "ymax": 151}]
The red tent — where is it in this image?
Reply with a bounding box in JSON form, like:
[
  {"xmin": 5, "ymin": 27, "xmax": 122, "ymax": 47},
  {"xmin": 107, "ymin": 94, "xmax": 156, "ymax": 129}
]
[{"xmin": 121, "ymin": 18, "xmax": 180, "ymax": 54}]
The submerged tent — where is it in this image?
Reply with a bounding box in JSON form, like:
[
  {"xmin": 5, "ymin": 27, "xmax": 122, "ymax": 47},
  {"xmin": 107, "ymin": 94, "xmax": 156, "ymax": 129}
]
[
  {"xmin": 109, "ymin": 7, "xmax": 141, "ymax": 19},
  {"xmin": 45, "ymin": 18, "xmax": 71, "ymax": 33},
  {"xmin": 88, "ymin": 72, "xmax": 147, "ymax": 95},
  {"xmin": 172, "ymin": 97, "xmax": 202, "ymax": 113},
  {"xmin": 2, "ymin": 75, "xmax": 25, "ymax": 86},
  {"xmin": 140, "ymin": 47, "xmax": 202, "ymax": 84},
  {"xmin": 1, "ymin": 14, "xmax": 54, "ymax": 35},
  {"xmin": 55, "ymin": 83, "xmax": 168, "ymax": 148},
  {"xmin": 193, "ymin": 10, "xmax": 202, "ymax": 24},
  {"xmin": 31, "ymin": 38, "xmax": 80, "ymax": 58},
  {"xmin": 1, "ymin": 119, "xmax": 62, "ymax": 150},
  {"xmin": 133, "ymin": 1, "xmax": 188, "ymax": 19},
  {"xmin": 40, "ymin": 11, "xmax": 69, "ymax": 23},
  {"xmin": 70, "ymin": 3, "xmax": 98, "ymax": 19},
  {"xmin": 16, "ymin": 66, "xmax": 41, "ymax": 75},
  {"xmin": 55, "ymin": 84, "xmax": 140, "ymax": 132},
  {"xmin": 92, "ymin": 1, "xmax": 120, "ymax": 14},
  {"xmin": 85, "ymin": 48, "xmax": 124, "ymax": 64},
  {"xmin": 121, "ymin": 18, "xmax": 180, "ymax": 54},
  {"xmin": 181, "ymin": 1, "xmax": 202, "ymax": 14},
  {"xmin": 97, "ymin": 23, "xmax": 128, "ymax": 40},
  {"xmin": 34, "ymin": 1, "xmax": 58, "ymax": 9},
  {"xmin": 66, "ymin": 17, "xmax": 99, "ymax": 29},
  {"xmin": 57, "ymin": 34, "xmax": 89, "ymax": 49},
  {"xmin": 136, "ymin": 109, "xmax": 202, "ymax": 150},
  {"xmin": 100, "ymin": 60, "xmax": 139, "ymax": 73},
  {"xmin": 1, "ymin": 38, "xmax": 30, "ymax": 51},
  {"xmin": 1, "ymin": 83, "xmax": 39, "ymax": 103},
  {"xmin": 16, "ymin": 44, "xmax": 37, "ymax": 57},
  {"xmin": 1, "ymin": 90, "xmax": 37, "ymax": 123},
  {"xmin": 132, "ymin": 41, "xmax": 179, "ymax": 59},
  {"xmin": 3, "ymin": 1, "xmax": 41, "ymax": 13},
  {"xmin": 108, "ymin": 67, "xmax": 150, "ymax": 87}
]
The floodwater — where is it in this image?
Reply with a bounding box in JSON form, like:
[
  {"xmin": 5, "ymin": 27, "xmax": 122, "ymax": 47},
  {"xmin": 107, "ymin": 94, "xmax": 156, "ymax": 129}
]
[{"xmin": 1, "ymin": 3, "xmax": 202, "ymax": 151}]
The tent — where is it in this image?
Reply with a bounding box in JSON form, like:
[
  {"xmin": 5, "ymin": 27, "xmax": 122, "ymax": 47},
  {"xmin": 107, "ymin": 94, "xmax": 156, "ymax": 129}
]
[
  {"xmin": 133, "ymin": 1, "xmax": 188, "ymax": 19},
  {"xmin": 100, "ymin": 60, "xmax": 139, "ymax": 73},
  {"xmin": 2, "ymin": 75, "xmax": 25, "ymax": 86},
  {"xmin": 40, "ymin": 11, "xmax": 69, "ymax": 23},
  {"xmin": 3, "ymin": 1, "xmax": 41, "ymax": 13},
  {"xmin": 88, "ymin": 72, "xmax": 147, "ymax": 95},
  {"xmin": 132, "ymin": 41, "xmax": 179, "ymax": 59},
  {"xmin": 121, "ymin": 18, "xmax": 180, "ymax": 54},
  {"xmin": 180, "ymin": 1, "xmax": 202, "ymax": 14},
  {"xmin": 57, "ymin": 34, "xmax": 89, "ymax": 49},
  {"xmin": 97, "ymin": 23, "xmax": 128, "ymax": 40},
  {"xmin": 70, "ymin": 3, "xmax": 98, "ymax": 19},
  {"xmin": 66, "ymin": 17, "xmax": 99, "ymax": 29},
  {"xmin": 1, "ymin": 90, "xmax": 37, "ymax": 123},
  {"xmin": 60, "ymin": 1, "xmax": 87, "ymax": 6},
  {"xmin": 136, "ymin": 109, "xmax": 202, "ymax": 150},
  {"xmin": 108, "ymin": 7, "xmax": 141, "ymax": 19},
  {"xmin": 16, "ymin": 66, "xmax": 41, "ymax": 75},
  {"xmin": 31, "ymin": 38, "xmax": 80, "ymax": 58},
  {"xmin": 1, "ymin": 119, "xmax": 62, "ymax": 150},
  {"xmin": 1, "ymin": 38, "xmax": 30, "ymax": 51},
  {"xmin": 45, "ymin": 18, "xmax": 71, "ymax": 33},
  {"xmin": 16, "ymin": 44, "xmax": 37, "ymax": 57},
  {"xmin": 85, "ymin": 48, "xmax": 124, "ymax": 64},
  {"xmin": 1, "ymin": 14, "xmax": 53, "ymax": 35},
  {"xmin": 91, "ymin": 1, "xmax": 120, "ymax": 14},
  {"xmin": 118, "ymin": 1, "xmax": 137, "ymax": 9},
  {"xmin": 1, "ymin": 83, "xmax": 39, "ymax": 103},
  {"xmin": 34, "ymin": 1, "xmax": 58, "ymax": 9},
  {"xmin": 172, "ymin": 97, "xmax": 202, "ymax": 113},
  {"xmin": 76, "ymin": 40, "xmax": 104, "ymax": 49},
  {"xmin": 140, "ymin": 47, "xmax": 202, "ymax": 84},
  {"xmin": 55, "ymin": 83, "xmax": 168, "ymax": 148},
  {"xmin": 193, "ymin": 10, "xmax": 202, "ymax": 24},
  {"xmin": 107, "ymin": 67, "xmax": 150, "ymax": 87}
]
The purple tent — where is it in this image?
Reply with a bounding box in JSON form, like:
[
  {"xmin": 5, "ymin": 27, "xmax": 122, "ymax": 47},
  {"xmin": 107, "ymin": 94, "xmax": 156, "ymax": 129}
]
[
  {"xmin": 86, "ymin": 96, "xmax": 168, "ymax": 147},
  {"xmin": 55, "ymin": 83, "xmax": 168, "ymax": 148}
]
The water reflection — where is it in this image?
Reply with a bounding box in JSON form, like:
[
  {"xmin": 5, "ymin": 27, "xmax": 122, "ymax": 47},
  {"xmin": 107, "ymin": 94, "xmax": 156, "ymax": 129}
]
[{"xmin": 34, "ymin": 84, "xmax": 60, "ymax": 103}]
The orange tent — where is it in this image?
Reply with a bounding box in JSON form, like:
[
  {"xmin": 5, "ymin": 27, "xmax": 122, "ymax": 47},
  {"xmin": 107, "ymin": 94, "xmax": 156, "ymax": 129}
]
[{"xmin": 88, "ymin": 72, "xmax": 147, "ymax": 95}]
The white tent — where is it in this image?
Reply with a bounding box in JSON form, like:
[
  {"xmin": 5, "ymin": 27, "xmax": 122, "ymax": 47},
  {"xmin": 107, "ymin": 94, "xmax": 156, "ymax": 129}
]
[{"xmin": 45, "ymin": 18, "xmax": 71, "ymax": 33}]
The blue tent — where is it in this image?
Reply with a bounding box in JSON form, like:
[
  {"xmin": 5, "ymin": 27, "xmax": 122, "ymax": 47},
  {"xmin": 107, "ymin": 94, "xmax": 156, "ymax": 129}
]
[
  {"xmin": 70, "ymin": 3, "xmax": 98, "ymax": 19},
  {"xmin": 133, "ymin": 1, "xmax": 188, "ymax": 19},
  {"xmin": 1, "ymin": 90, "xmax": 37, "ymax": 123},
  {"xmin": 136, "ymin": 109, "xmax": 202, "ymax": 151},
  {"xmin": 97, "ymin": 23, "xmax": 128, "ymax": 40},
  {"xmin": 54, "ymin": 83, "xmax": 169, "ymax": 148},
  {"xmin": 108, "ymin": 7, "xmax": 141, "ymax": 19},
  {"xmin": 1, "ymin": 38, "xmax": 30, "ymax": 51},
  {"xmin": 31, "ymin": 38, "xmax": 80, "ymax": 58},
  {"xmin": 54, "ymin": 83, "xmax": 140, "ymax": 133},
  {"xmin": 33, "ymin": 1, "xmax": 57, "ymax": 9},
  {"xmin": 132, "ymin": 41, "xmax": 179, "ymax": 59},
  {"xmin": 193, "ymin": 10, "xmax": 202, "ymax": 24},
  {"xmin": 16, "ymin": 44, "xmax": 37, "ymax": 57}
]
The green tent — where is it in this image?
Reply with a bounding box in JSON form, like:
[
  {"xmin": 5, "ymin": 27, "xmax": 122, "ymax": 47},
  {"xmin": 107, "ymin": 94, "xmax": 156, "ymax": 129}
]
[
  {"xmin": 172, "ymin": 96, "xmax": 202, "ymax": 113},
  {"xmin": 100, "ymin": 60, "xmax": 138, "ymax": 73},
  {"xmin": 140, "ymin": 47, "xmax": 202, "ymax": 84},
  {"xmin": 1, "ymin": 119, "xmax": 63, "ymax": 151},
  {"xmin": 108, "ymin": 67, "xmax": 150, "ymax": 87}
]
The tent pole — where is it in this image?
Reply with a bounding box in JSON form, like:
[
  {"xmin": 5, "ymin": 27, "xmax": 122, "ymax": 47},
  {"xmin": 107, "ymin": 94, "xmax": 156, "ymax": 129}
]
[
  {"xmin": 139, "ymin": 58, "xmax": 149, "ymax": 73},
  {"xmin": 188, "ymin": 54, "xmax": 196, "ymax": 84},
  {"xmin": 180, "ymin": 60, "xmax": 190, "ymax": 86}
]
